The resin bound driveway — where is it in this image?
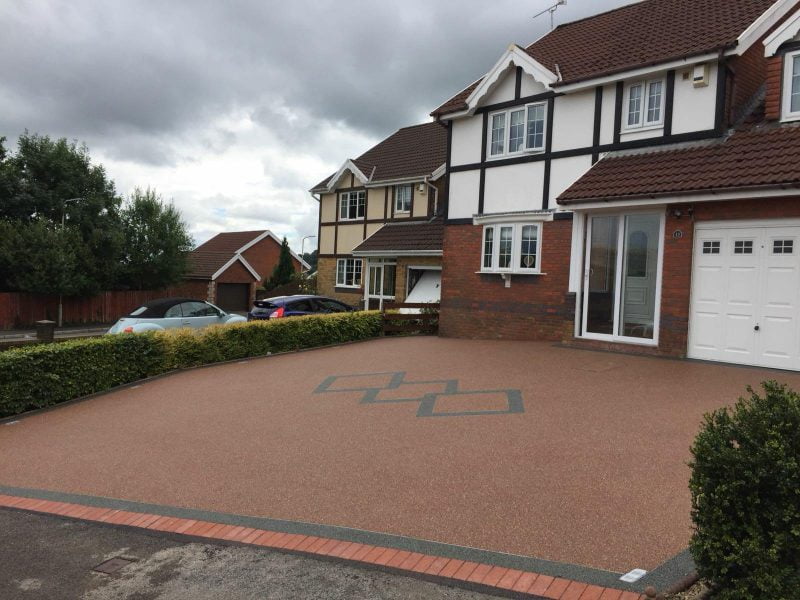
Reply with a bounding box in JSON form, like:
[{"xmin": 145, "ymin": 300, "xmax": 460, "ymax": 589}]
[{"xmin": 3, "ymin": 337, "xmax": 799, "ymax": 590}]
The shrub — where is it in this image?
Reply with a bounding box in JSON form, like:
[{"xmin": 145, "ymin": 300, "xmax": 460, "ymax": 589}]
[
  {"xmin": 0, "ymin": 333, "xmax": 166, "ymax": 417},
  {"xmin": 0, "ymin": 311, "xmax": 383, "ymax": 418},
  {"xmin": 689, "ymin": 381, "xmax": 800, "ymax": 600}
]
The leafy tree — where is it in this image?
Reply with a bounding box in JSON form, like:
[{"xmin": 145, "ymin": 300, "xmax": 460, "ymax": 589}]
[
  {"xmin": 119, "ymin": 188, "xmax": 194, "ymax": 290},
  {"xmin": 0, "ymin": 133, "xmax": 124, "ymax": 291},
  {"xmin": 0, "ymin": 220, "xmax": 92, "ymax": 295},
  {"xmin": 302, "ymin": 249, "xmax": 318, "ymax": 271},
  {"xmin": 267, "ymin": 237, "xmax": 296, "ymax": 288}
]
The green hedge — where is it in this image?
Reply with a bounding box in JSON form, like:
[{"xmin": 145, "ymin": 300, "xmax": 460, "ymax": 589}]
[
  {"xmin": 0, "ymin": 311, "xmax": 382, "ymax": 418},
  {"xmin": 689, "ymin": 381, "xmax": 800, "ymax": 600}
]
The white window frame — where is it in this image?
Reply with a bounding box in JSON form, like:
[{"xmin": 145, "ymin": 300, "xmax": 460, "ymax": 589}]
[
  {"xmin": 487, "ymin": 101, "xmax": 548, "ymax": 159},
  {"xmin": 394, "ymin": 184, "xmax": 412, "ymax": 213},
  {"xmin": 479, "ymin": 223, "xmax": 543, "ymax": 274},
  {"xmin": 578, "ymin": 211, "xmax": 665, "ymax": 347},
  {"xmin": 335, "ymin": 258, "xmax": 363, "ymax": 288},
  {"xmin": 782, "ymin": 50, "xmax": 800, "ymax": 122},
  {"xmin": 338, "ymin": 190, "xmax": 366, "ymax": 221},
  {"xmin": 623, "ymin": 78, "xmax": 665, "ymax": 130}
]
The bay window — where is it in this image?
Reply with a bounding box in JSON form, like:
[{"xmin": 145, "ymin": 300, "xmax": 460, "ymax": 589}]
[
  {"xmin": 625, "ymin": 79, "xmax": 664, "ymax": 129},
  {"xmin": 336, "ymin": 258, "xmax": 363, "ymax": 287},
  {"xmin": 488, "ymin": 101, "xmax": 547, "ymax": 158},
  {"xmin": 480, "ymin": 223, "xmax": 542, "ymax": 274}
]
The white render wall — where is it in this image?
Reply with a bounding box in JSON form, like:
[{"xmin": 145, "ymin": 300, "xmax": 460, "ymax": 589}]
[
  {"xmin": 450, "ymin": 117, "xmax": 483, "ymax": 167},
  {"xmin": 549, "ymin": 156, "xmax": 593, "ymax": 204},
  {"xmin": 449, "ymin": 170, "xmax": 481, "ymax": 219},
  {"xmin": 672, "ymin": 62, "xmax": 718, "ymax": 134},
  {"xmin": 483, "ymin": 163, "xmax": 545, "ymax": 213},
  {"xmin": 551, "ymin": 90, "xmax": 595, "ymax": 152}
]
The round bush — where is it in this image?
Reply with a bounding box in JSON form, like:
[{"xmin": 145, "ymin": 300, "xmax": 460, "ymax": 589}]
[{"xmin": 689, "ymin": 381, "xmax": 800, "ymax": 600}]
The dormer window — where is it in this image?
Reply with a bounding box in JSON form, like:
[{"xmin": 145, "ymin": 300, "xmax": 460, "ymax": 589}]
[
  {"xmin": 624, "ymin": 79, "xmax": 664, "ymax": 129},
  {"xmin": 782, "ymin": 50, "xmax": 800, "ymax": 121},
  {"xmin": 488, "ymin": 102, "xmax": 547, "ymax": 158}
]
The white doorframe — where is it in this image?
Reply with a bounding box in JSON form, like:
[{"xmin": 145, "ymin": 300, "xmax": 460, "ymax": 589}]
[
  {"xmin": 579, "ymin": 210, "xmax": 665, "ymax": 346},
  {"xmin": 365, "ymin": 258, "xmax": 397, "ymax": 311}
]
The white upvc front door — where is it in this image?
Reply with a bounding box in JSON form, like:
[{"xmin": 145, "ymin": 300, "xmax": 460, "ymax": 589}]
[{"xmin": 364, "ymin": 258, "xmax": 397, "ymax": 310}]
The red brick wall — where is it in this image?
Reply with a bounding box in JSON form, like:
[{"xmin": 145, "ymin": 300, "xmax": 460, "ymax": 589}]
[
  {"xmin": 729, "ymin": 41, "xmax": 769, "ymax": 123},
  {"xmin": 439, "ymin": 220, "xmax": 575, "ymax": 341},
  {"xmin": 215, "ymin": 260, "xmax": 257, "ymax": 283},
  {"xmin": 617, "ymin": 196, "xmax": 800, "ymax": 358},
  {"xmin": 241, "ymin": 237, "xmax": 303, "ymax": 287},
  {"xmin": 765, "ymin": 55, "xmax": 784, "ymax": 120}
]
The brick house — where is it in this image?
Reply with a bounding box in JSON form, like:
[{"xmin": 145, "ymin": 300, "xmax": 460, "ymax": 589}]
[
  {"xmin": 431, "ymin": 0, "xmax": 800, "ymax": 371},
  {"xmin": 186, "ymin": 231, "xmax": 308, "ymax": 312},
  {"xmin": 310, "ymin": 123, "xmax": 447, "ymax": 309}
]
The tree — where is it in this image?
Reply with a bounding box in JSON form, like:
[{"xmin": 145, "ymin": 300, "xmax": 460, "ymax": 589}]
[
  {"xmin": 0, "ymin": 132, "xmax": 123, "ymax": 292},
  {"xmin": 302, "ymin": 249, "xmax": 318, "ymax": 271},
  {"xmin": 118, "ymin": 188, "xmax": 194, "ymax": 290},
  {"xmin": 0, "ymin": 220, "xmax": 92, "ymax": 295},
  {"xmin": 267, "ymin": 237, "xmax": 296, "ymax": 288}
]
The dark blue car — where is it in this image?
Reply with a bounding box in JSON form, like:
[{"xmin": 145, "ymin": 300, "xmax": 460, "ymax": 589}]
[{"xmin": 247, "ymin": 295, "xmax": 357, "ymax": 321}]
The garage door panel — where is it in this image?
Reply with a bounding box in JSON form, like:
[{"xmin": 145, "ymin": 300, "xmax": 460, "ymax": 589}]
[{"xmin": 690, "ymin": 222, "xmax": 800, "ymax": 370}]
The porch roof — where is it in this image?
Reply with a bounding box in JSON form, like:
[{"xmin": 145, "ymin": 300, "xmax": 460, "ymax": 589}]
[
  {"xmin": 352, "ymin": 219, "xmax": 444, "ymax": 256},
  {"xmin": 558, "ymin": 123, "xmax": 800, "ymax": 205}
]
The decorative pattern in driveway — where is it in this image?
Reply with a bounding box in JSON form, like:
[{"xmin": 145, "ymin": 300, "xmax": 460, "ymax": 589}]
[{"xmin": 315, "ymin": 371, "xmax": 524, "ymax": 418}]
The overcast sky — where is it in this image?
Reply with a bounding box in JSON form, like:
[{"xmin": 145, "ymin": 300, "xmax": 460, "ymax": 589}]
[{"xmin": 0, "ymin": 0, "xmax": 634, "ymax": 251}]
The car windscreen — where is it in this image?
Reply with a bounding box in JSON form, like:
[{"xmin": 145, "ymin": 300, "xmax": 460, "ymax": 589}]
[{"xmin": 128, "ymin": 306, "xmax": 148, "ymax": 316}]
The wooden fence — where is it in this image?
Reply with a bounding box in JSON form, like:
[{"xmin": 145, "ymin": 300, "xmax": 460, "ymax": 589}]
[
  {"xmin": 381, "ymin": 302, "xmax": 440, "ymax": 336},
  {"xmin": 0, "ymin": 283, "xmax": 205, "ymax": 330}
]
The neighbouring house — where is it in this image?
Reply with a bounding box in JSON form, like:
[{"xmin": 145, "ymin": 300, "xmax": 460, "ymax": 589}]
[
  {"xmin": 428, "ymin": 0, "xmax": 800, "ymax": 371},
  {"xmin": 310, "ymin": 123, "xmax": 447, "ymax": 309},
  {"xmin": 186, "ymin": 230, "xmax": 308, "ymax": 312}
]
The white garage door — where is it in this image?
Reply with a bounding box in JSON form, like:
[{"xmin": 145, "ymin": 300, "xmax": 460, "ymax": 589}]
[{"xmin": 689, "ymin": 221, "xmax": 800, "ymax": 370}]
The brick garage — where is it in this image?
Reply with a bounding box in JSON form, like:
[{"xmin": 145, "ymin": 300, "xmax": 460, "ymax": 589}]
[{"xmin": 439, "ymin": 219, "xmax": 575, "ymax": 341}]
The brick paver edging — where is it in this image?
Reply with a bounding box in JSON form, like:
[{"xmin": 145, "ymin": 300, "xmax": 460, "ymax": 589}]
[{"xmin": 0, "ymin": 492, "xmax": 646, "ymax": 600}]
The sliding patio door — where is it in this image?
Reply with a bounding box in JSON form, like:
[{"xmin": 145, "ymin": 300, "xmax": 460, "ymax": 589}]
[{"xmin": 582, "ymin": 213, "xmax": 663, "ymax": 344}]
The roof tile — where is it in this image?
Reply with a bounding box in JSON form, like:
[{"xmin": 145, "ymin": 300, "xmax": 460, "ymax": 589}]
[
  {"xmin": 353, "ymin": 219, "xmax": 444, "ymax": 253},
  {"xmin": 559, "ymin": 123, "xmax": 800, "ymax": 203}
]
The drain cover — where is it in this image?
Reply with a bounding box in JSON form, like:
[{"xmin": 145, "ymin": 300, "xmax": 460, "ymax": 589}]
[{"xmin": 93, "ymin": 557, "xmax": 134, "ymax": 574}]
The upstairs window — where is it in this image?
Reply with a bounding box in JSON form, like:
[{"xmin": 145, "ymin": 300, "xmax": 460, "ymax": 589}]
[
  {"xmin": 339, "ymin": 190, "xmax": 365, "ymax": 220},
  {"xmin": 625, "ymin": 79, "xmax": 664, "ymax": 129},
  {"xmin": 480, "ymin": 223, "xmax": 542, "ymax": 274},
  {"xmin": 394, "ymin": 184, "xmax": 412, "ymax": 213},
  {"xmin": 488, "ymin": 102, "xmax": 547, "ymax": 158},
  {"xmin": 782, "ymin": 50, "xmax": 800, "ymax": 121}
]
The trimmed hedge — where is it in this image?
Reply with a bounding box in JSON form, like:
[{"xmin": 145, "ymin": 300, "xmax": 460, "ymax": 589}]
[
  {"xmin": 0, "ymin": 311, "xmax": 382, "ymax": 418},
  {"xmin": 689, "ymin": 381, "xmax": 800, "ymax": 600}
]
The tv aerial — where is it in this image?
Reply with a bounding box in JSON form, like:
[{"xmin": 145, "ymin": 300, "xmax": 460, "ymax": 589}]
[{"xmin": 533, "ymin": 0, "xmax": 567, "ymax": 31}]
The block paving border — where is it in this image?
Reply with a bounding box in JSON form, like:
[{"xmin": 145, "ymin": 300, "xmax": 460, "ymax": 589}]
[{"xmin": 0, "ymin": 492, "xmax": 645, "ymax": 600}]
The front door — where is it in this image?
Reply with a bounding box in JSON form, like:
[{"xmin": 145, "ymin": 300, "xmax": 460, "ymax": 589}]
[
  {"xmin": 582, "ymin": 212, "xmax": 663, "ymax": 343},
  {"xmin": 365, "ymin": 259, "xmax": 397, "ymax": 310}
]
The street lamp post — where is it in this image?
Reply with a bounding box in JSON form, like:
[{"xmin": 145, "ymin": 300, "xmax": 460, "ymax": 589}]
[
  {"xmin": 300, "ymin": 235, "xmax": 317, "ymax": 274},
  {"xmin": 58, "ymin": 197, "xmax": 83, "ymax": 328}
]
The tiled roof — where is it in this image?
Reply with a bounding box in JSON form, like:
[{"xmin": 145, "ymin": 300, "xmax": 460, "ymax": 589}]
[
  {"xmin": 194, "ymin": 231, "xmax": 266, "ymax": 254},
  {"xmin": 353, "ymin": 219, "xmax": 444, "ymax": 254},
  {"xmin": 432, "ymin": 0, "xmax": 776, "ymax": 117},
  {"xmin": 558, "ymin": 123, "xmax": 800, "ymax": 204},
  {"xmin": 312, "ymin": 122, "xmax": 447, "ymax": 192},
  {"xmin": 186, "ymin": 250, "xmax": 232, "ymax": 279}
]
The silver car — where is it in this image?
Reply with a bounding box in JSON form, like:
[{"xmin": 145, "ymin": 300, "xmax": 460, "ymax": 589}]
[{"xmin": 108, "ymin": 298, "xmax": 247, "ymax": 334}]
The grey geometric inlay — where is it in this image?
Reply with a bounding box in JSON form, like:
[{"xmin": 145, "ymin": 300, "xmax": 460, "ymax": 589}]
[{"xmin": 315, "ymin": 372, "xmax": 524, "ymax": 418}]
